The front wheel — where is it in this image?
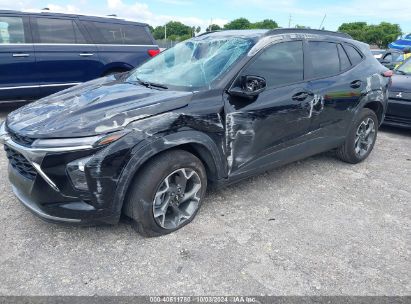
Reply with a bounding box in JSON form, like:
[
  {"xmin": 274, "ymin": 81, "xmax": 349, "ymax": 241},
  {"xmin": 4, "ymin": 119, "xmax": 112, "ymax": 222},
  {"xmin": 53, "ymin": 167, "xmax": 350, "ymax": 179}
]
[
  {"xmin": 123, "ymin": 150, "xmax": 207, "ymax": 237},
  {"xmin": 336, "ymin": 108, "xmax": 378, "ymax": 164}
]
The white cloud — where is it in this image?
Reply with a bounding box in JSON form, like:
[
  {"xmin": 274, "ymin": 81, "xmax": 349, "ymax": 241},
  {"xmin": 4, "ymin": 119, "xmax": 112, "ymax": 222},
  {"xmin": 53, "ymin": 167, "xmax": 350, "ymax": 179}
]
[{"xmin": 103, "ymin": 0, "xmax": 227, "ymax": 30}]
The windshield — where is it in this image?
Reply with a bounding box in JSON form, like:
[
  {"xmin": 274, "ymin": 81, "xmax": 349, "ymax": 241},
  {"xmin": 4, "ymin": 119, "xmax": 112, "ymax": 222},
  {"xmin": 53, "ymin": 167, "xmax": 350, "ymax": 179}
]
[
  {"xmin": 396, "ymin": 58, "xmax": 411, "ymax": 74},
  {"xmin": 127, "ymin": 36, "xmax": 254, "ymax": 90}
]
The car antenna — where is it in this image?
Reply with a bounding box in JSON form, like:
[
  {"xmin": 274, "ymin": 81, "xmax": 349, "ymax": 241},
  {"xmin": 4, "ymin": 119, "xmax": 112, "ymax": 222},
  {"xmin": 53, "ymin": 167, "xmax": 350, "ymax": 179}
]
[{"xmin": 41, "ymin": 7, "xmax": 50, "ymax": 11}]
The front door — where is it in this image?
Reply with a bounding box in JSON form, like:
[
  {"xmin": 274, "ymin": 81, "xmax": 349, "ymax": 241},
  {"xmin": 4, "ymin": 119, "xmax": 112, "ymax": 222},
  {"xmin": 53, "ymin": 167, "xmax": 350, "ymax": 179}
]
[
  {"xmin": 0, "ymin": 15, "xmax": 40, "ymax": 102},
  {"xmin": 224, "ymin": 40, "xmax": 313, "ymax": 177}
]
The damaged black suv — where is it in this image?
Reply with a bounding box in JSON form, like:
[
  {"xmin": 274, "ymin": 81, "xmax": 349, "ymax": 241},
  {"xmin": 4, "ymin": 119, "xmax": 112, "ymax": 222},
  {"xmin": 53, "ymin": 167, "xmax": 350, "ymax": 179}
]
[{"xmin": 0, "ymin": 29, "xmax": 390, "ymax": 236}]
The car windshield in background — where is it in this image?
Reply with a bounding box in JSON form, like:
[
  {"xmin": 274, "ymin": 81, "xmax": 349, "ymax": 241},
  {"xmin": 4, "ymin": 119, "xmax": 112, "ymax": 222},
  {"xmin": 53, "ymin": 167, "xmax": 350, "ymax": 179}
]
[
  {"xmin": 127, "ymin": 37, "xmax": 254, "ymax": 90},
  {"xmin": 396, "ymin": 59, "xmax": 411, "ymax": 74}
]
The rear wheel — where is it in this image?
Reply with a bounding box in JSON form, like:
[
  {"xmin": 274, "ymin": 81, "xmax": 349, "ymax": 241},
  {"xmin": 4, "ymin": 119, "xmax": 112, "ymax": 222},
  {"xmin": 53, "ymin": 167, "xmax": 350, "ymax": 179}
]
[
  {"xmin": 336, "ymin": 108, "xmax": 378, "ymax": 164},
  {"xmin": 123, "ymin": 150, "xmax": 207, "ymax": 237}
]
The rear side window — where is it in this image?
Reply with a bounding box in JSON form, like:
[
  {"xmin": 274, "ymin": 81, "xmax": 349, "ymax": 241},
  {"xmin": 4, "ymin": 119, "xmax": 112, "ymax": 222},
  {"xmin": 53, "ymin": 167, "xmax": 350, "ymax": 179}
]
[
  {"xmin": 308, "ymin": 41, "xmax": 340, "ymax": 78},
  {"xmin": 338, "ymin": 44, "xmax": 351, "ymax": 70},
  {"xmin": 0, "ymin": 16, "xmax": 25, "ymax": 43},
  {"xmin": 84, "ymin": 21, "xmax": 153, "ymax": 45},
  {"xmin": 344, "ymin": 44, "xmax": 363, "ymax": 65},
  {"xmin": 243, "ymin": 41, "xmax": 304, "ymax": 88},
  {"xmin": 36, "ymin": 18, "xmax": 86, "ymax": 44}
]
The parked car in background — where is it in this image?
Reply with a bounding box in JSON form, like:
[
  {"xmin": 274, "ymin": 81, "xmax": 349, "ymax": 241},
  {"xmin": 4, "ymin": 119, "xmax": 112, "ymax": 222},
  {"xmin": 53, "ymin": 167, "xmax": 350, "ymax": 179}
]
[
  {"xmin": 378, "ymin": 49, "xmax": 404, "ymax": 70},
  {"xmin": 371, "ymin": 49, "xmax": 385, "ymax": 60},
  {"xmin": 0, "ymin": 10, "xmax": 159, "ymax": 104},
  {"xmin": 0, "ymin": 29, "xmax": 390, "ymax": 236},
  {"xmin": 384, "ymin": 58, "xmax": 411, "ymax": 129}
]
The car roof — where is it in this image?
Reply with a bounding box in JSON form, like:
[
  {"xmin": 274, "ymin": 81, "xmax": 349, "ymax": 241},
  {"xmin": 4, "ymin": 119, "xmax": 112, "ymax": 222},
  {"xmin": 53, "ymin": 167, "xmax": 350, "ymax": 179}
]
[
  {"xmin": 0, "ymin": 9, "xmax": 149, "ymax": 26},
  {"xmin": 200, "ymin": 28, "xmax": 352, "ymax": 40}
]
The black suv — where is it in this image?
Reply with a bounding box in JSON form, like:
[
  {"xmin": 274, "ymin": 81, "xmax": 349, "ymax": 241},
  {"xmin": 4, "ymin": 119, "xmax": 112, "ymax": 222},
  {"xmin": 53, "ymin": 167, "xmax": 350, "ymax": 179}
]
[{"xmin": 0, "ymin": 29, "xmax": 390, "ymax": 236}]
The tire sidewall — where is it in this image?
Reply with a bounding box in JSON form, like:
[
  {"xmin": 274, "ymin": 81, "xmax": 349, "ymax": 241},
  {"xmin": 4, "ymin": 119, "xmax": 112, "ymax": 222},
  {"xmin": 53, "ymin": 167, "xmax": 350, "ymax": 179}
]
[
  {"xmin": 129, "ymin": 151, "xmax": 207, "ymax": 236},
  {"xmin": 346, "ymin": 109, "xmax": 378, "ymax": 163}
]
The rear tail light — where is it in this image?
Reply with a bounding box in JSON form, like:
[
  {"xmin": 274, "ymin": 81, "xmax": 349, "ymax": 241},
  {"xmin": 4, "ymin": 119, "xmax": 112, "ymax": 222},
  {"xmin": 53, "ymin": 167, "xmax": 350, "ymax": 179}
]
[
  {"xmin": 382, "ymin": 70, "xmax": 393, "ymax": 77},
  {"xmin": 148, "ymin": 49, "xmax": 160, "ymax": 57}
]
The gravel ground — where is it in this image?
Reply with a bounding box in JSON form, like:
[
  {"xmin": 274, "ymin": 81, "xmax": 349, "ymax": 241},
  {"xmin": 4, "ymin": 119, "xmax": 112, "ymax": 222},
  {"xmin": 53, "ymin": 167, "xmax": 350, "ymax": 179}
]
[{"xmin": 0, "ymin": 106, "xmax": 410, "ymax": 296}]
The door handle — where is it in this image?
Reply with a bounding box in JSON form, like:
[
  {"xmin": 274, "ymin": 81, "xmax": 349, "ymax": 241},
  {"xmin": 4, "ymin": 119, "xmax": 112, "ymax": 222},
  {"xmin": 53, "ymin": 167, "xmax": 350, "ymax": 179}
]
[
  {"xmin": 79, "ymin": 53, "xmax": 94, "ymax": 57},
  {"xmin": 350, "ymin": 80, "xmax": 362, "ymax": 89},
  {"xmin": 12, "ymin": 53, "xmax": 30, "ymax": 58},
  {"xmin": 292, "ymin": 91, "xmax": 310, "ymax": 101}
]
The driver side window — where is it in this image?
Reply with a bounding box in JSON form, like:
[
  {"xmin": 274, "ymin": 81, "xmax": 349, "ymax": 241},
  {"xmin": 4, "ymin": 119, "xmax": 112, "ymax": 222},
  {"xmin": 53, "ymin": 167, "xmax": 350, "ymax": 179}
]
[{"xmin": 243, "ymin": 41, "xmax": 304, "ymax": 88}]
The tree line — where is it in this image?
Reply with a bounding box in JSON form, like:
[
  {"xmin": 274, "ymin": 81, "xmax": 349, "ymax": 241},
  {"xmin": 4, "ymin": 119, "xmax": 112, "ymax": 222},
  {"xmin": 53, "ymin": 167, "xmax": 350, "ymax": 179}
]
[{"xmin": 150, "ymin": 18, "xmax": 403, "ymax": 48}]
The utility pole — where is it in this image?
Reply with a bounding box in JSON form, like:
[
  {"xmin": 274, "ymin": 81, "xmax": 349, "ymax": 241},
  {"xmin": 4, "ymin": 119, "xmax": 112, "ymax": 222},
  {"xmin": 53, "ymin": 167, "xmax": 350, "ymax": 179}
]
[
  {"xmin": 319, "ymin": 14, "xmax": 326, "ymax": 30},
  {"xmin": 164, "ymin": 24, "xmax": 167, "ymax": 40},
  {"xmin": 288, "ymin": 14, "xmax": 292, "ymax": 28}
]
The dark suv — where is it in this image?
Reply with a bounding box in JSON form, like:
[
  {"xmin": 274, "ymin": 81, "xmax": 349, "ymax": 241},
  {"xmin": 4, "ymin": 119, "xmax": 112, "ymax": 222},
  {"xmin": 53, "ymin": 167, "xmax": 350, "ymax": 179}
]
[
  {"xmin": 0, "ymin": 10, "xmax": 159, "ymax": 104},
  {"xmin": 0, "ymin": 29, "xmax": 390, "ymax": 236}
]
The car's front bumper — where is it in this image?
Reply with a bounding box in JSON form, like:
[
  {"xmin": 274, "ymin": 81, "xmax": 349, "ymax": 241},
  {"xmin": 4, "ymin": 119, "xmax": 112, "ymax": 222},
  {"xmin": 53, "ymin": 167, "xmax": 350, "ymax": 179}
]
[{"xmin": 1, "ymin": 122, "xmax": 121, "ymax": 225}]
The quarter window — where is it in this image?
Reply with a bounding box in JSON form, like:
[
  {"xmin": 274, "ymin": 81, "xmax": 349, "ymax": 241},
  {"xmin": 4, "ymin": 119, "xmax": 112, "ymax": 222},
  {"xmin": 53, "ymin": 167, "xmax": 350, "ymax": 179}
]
[
  {"xmin": 308, "ymin": 41, "xmax": 340, "ymax": 78},
  {"xmin": 85, "ymin": 22, "xmax": 153, "ymax": 45},
  {"xmin": 0, "ymin": 16, "xmax": 25, "ymax": 43},
  {"xmin": 36, "ymin": 18, "xmax": 86, "ymax": 44},
  {"xmin": 243, "ymin": 41, "xmax": 304, "ymax": 88},
  {"xmin": 344, "ymin": 44, "xmax": 363, "ymax": 65},
  {"xmin": 338, "ymin": 44, "xmax": 351, "ymax": 71}
]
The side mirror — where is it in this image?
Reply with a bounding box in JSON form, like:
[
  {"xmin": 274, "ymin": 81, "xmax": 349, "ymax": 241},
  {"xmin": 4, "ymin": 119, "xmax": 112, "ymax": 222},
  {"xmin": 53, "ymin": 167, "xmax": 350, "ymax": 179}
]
[{"xmin": 228, "ymin": 75, "xmax": 267, "ymax": 98}]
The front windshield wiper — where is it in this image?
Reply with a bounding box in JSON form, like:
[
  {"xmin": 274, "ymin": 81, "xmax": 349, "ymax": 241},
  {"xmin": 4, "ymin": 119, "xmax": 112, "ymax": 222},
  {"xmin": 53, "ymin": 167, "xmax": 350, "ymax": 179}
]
[
  {"xmin": 135, "ymin": 77, "xmax": 168, "ymax": 90},
  {"xmin": 395, "ymin": 70, "xmax": 407, "ymax": 75}
]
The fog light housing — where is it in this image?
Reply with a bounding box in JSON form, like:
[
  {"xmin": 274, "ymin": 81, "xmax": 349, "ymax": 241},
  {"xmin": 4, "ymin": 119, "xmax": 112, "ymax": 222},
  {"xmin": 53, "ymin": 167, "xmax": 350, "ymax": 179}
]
[{"xmin": 67, "ymin": 156, "xmax": 93, "ymax": 191}]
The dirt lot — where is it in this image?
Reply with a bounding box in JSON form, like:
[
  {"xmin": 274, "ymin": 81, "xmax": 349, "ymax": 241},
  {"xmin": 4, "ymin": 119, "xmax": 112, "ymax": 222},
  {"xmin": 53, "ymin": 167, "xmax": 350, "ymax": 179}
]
[{"xmin": 0, "ymin": 106, "xmax": 410, "ymax": 296}]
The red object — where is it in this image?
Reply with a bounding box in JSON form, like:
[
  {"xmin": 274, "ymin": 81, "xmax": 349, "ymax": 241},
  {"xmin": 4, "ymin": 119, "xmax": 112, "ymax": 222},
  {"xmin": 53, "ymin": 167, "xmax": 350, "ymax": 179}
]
[
  {"xmin": 382, "ymin": 70, "xmax": 393, "ymax": 77},
  {"xmin": 148, "ymin": 49, "xmax": 160, "ymax": 57}
]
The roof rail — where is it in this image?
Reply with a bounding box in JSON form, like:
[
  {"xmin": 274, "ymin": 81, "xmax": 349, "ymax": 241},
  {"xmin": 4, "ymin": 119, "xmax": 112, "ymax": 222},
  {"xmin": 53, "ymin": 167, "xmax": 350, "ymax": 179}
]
[{"xmin": 265, "ymin": 28, "xmax": 353, "ymax": 39}]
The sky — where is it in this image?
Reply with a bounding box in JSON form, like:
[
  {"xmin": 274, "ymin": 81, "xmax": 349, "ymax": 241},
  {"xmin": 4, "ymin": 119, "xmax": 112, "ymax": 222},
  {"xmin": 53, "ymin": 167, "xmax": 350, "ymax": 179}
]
[{"xmin": 1, "ymin": 0, "xmax": 411, "ymax": 33}]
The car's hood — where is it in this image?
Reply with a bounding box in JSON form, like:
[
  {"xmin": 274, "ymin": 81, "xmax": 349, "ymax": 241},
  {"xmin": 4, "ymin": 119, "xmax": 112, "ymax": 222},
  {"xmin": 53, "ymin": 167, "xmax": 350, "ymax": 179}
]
[
  {"xmin": 390, "ymin": 74, "xmax": 411, "ymax": 93},
  {"xmin": 6, "ymin": 76, "xmax": 192, "ymax": 138}
]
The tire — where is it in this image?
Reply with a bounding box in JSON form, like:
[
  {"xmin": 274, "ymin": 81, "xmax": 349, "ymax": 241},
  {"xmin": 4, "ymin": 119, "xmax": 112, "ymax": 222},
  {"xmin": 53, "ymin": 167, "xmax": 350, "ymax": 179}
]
[
  {"xmin": 336, "ymin": 108, "xmax": 378, "ymax": 164},
  {"xmin": 123, "ymin": 150, "xmax": 207, "ymax": 237}
]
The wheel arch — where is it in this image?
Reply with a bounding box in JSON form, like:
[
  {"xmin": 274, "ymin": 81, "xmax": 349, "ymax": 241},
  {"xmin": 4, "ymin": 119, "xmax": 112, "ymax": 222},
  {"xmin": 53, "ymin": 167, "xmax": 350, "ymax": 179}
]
[
  {"xmin": 113, "ymin": 131, "xmax": 226, "ymax": 215},
  {"xmin": 101, "ymin": 62, "xmax": 134, "ymax": 76},
  {"xmin": 363, "ymin": 100, "xmax": 385, "ymax": 125}
]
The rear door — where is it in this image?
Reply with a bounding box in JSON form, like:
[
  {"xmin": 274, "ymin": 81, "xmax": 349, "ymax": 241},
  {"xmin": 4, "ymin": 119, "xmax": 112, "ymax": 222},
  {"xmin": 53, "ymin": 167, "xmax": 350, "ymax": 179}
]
[
  {"xmin": 31, "ymin": 15, "xmax": 101, "ymax": 97},
  {"xmin": 306, "ymin": 41, "xmax": 364, "ymax": 137},
  {"xmin": 0, "ymin": 14, "xmax": 40, "ymax": 103},
  {"xmin": 81, "ymin": 20, "xmax": 158, "ymax": 70}
]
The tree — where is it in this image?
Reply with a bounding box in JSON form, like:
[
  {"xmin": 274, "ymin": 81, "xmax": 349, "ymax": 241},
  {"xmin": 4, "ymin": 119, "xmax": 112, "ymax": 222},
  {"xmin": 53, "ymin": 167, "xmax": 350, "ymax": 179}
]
[
  {"xmin": 224, "ymin": 18, "xmax": 251, "ymax": 30},
  {"xmin": 368, "ymin": 22, "xmax": 402, "ymax": 48},
  {"xmin": 206, "ymin": 24, "xmax": 222, "ymax": 32},
  {"xmin": 338, "ymin": 22, "xmax": 368, "ymax": 42},
  {"xmin": 338, "ymin": 22, "xmax": 402, "ymax": 48},
  {"xmin": 251, "ymin": 19, "xmax": 279, "ymax": 29},
  {"xmin": 165, "ymin": 21, "xmax": 192, "ymax": 37},
  {"xmin": 152, "ymin": 25, "xmax": 165, "ymax": 40}
]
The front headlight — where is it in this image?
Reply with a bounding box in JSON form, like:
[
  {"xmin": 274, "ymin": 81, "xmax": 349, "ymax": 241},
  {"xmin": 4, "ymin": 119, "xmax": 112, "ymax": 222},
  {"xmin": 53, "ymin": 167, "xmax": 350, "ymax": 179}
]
[
  {"xmin": 67, "ymin": 156, "xmax": 93, "ymax": 191},
  {"xmin": 32, "ymin": 131, "xmax": 129, "ymax": 149}
]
